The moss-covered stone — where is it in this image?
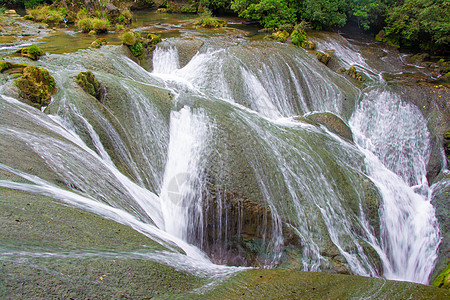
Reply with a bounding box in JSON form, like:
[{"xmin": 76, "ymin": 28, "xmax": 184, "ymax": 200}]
[
  {"xmin": 433, "ymin": 263, "xmax": 450, "ymax": 290},
  {"xmin": 271, "ymin": 30, "xmax": 290, "ymax": 43},
  {"xmin": 14, "ymin": 66, "xmax": 56, "ymax": 109},
  {"xmin": 316, "ymin": 51, "xmax": 331, "ymax": 65},
  {"xmin": 0, "ymin": 61, "xmax": 28, "ymax": 74},
  {"xmin": 15, "ymin": 44, "xmax": 44, "ymax": 60},
  {"xmin": 203, "ymin": 269, "xmax": 450, "ymax": 299},
  {"xmin": 90, "ymin": 38, "xmax": 107, "ymax": 48},
  {"xmin": 194, "ymin": 16, "xmax": 227, "ymax": 28},
  {"xmin": 301, "ymin": 40, "xmax": 316, "ymax": 50},
  {"xmin": 346, "ymin": 66, "xmax": 365, "ymax": 81},
  {"xmin": 76, "ymin": 71, "xmax": 101, "ymax": 100}
]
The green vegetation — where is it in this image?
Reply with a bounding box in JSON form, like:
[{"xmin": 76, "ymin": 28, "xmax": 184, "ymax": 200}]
[
  {"xmin": 15, "ymin": 44, "xmax": 44, "ymax": 60},
  {"xmin": 433, "ymin": 263, "xmax": 450, "ymax": 290},
  {"xmin": 14, "ymin": 65, "xmax": 56, "ymax": 109},
  {"xmin": 76, "ymin": 71, "xmax": 101, "ymax": 99},
  {"xmin": 195, "ymin": 10, "xmax": 227, "ymax": 28},
  {"xmin": 121, "ymin": 30, "xmax": 161, "ymax": 57},
  {"xmin": 26, "ymin": 5, "xmax": 65, "ymax": 24}
]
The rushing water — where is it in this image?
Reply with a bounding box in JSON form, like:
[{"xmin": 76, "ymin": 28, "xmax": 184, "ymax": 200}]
[{"xmin": 0, "ymin": 28, "xmax": 443, "ymax": 285}]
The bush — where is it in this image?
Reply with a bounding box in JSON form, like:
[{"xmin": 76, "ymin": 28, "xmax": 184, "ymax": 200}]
[
  {"xmin": 121, "ymin": 30, "xmax": 136, "ymax": 46},
  {"xmin": 77, "ymin": 18, "xmax": 93, "ymax": 33},
  {"xmin": 92, "ymin": 18, "xmax": 108, "ymax": 34},
  {"xmin": 291, "ymin": 30, "xmax": 306, "ymax": 46},
  {"xmin": 129, "ymin": 42, "xmax": 143, "ymax": 57}
]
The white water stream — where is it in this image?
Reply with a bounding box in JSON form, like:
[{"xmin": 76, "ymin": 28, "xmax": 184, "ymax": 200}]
[{"xmin": 0, "ymin": 36, "xmax": 443, "ymax": 285}]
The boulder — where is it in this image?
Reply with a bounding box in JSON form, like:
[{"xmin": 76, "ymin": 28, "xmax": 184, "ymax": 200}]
[
  {"xmin": 14, "ymin": 66, "xmax": 56, "ymax": 109},
  {"xmin": 76, "ymin": 71, "xmax": 101, "ymax": 100},
  {"xmin": 316, "ymin": 51, "xmax": 331, "ymax": 65},
  {"xmin": 302, "ymin": 112, "xmax": 354, "ymax": 142}
]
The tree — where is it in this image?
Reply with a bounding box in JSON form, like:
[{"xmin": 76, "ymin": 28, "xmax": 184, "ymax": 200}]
[{"xmin": 383, "ymin": 0, "xmax": 450, "ymax": 53}]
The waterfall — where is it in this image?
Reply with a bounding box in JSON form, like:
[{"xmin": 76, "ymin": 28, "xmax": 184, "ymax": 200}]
[
  {"xmin": 152, "ymin": 45, "xmax": 180, "ymax": 74},
  {"xmin": 159, "ymin": 107, "xmax": 212, "ymax": 241},
  {"xmin": 0, "ymin": 33, "xmax": 442, "ymax": 285},
  {"xmin": 350, "ymin": 89, "xmax": 440, "ymax": 283}
]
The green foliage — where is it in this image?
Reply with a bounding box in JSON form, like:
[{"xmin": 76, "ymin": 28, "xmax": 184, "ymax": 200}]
[
  {"xmin": 92, "ymin": 18, "xmax": 108, "ymax": 33},
  {"xmin": 232, "ymin": 0, "xmax": 297, "ymax": 28},
  {"xmin": 301, "ymin": 0, "xmax": 348, "ymax": 29},
  {"xmin": 121, "ymin": 30, "xmax": 136, "ymax": 46},
  {"xmin": 291, "ymin": 29, "xmax": 307, "ymax": 46},
  {"xmin": 129, "ymin": 42, "xmax": 143, "ymax": 57},
  {"xmin": 77, "ymin": 18, "xmax": 93, "ymax": 33},
  {"xmin": 383, "ymin": 0, "xmax": 450, "ymax": 53},
  {"xmin": 27, "ymin": 5, "xmax": 65, "ymax": 24}
]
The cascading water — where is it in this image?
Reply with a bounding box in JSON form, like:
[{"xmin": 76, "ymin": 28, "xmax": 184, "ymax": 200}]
[
  {"xmin": 0, "ymin": 29, "xmax": 443, "ymax": 287},
  {"xmin": 350, "ymin": 89, "xmax": 440, "ymax": 283}
]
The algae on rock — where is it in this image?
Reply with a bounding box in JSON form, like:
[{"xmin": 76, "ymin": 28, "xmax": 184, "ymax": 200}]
[
  {"xmin": 14, "ymin": 66, "xmax": 56, "ymax": 109},
  {"xmin": 76, "ymin": 71, "xmax": 101, "ymax": 100}
]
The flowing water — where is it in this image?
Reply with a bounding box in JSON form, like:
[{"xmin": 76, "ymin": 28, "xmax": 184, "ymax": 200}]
[{"xmin": 0, "ymin": 23, "xmax": 443, "ymax": 285}]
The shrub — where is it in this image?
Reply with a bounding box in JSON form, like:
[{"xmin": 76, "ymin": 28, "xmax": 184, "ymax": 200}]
[
  {"xmin": 121, "ymin": 30, "xmax": 136, "ymax": 46},
  {"xmin": 129, "ymin": 42, "xmax": 143, "ymax": 57},
  {"xmin": 92, "ymin": 18, "xmax": 108, "ymax": 34},
  {"xmin": 77, "ymin": 18, "xmax": 93, "ymax": 33}
]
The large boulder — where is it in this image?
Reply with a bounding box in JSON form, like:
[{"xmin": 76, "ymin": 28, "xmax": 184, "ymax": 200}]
[{"xmin": 14, "ymin": 66, "xmax": 56, "ymax": 109}]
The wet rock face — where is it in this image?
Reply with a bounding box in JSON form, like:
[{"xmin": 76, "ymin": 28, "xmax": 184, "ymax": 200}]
[
  {"xmin": 200, "ymin": 187, "xmax": 280, "ymax": 267},
  {"xmin": 302, "ymin": 112, "xmax": 354, "ymax": 142}
]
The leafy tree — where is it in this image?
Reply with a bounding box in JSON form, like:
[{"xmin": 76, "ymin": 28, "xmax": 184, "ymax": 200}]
[
  {"xmin": 383, "ymin": 0, "xmax": 450, "ymax": 53},
  {"xmin": 231, "ymin": 0, "xmax": 297, "ymax": 28},
  {"xmin": 301, "ymin": 0, "xmax": 348, "ymax": 29}
]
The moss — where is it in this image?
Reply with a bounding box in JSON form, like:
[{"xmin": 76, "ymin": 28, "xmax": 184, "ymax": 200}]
[
  {"xmin": 407, "ymin": 53, "xmax": 429, "ymax": 64},
  {"xmin": 14, "ymin": 66, "xmax": 56, "ymax": 109},
  {"xmin": 76, "ymin": 71, "xmax": 101, "ymax": 100},
  {"xmin": 129, "ymin": 42, "xmax": 144, "ymax": 57},
  {"xmin": 147, "ymin": 33, "xmax": 161, "ymax": 45},
  {"xmin": 121, "ymin": 30, "xmax": 136, "ymax": 46},
  {"xmin": 0, "ymin": 61, "xmax": 28, "ymax": 73},
  {"xmin": 195, "ymin": 17, "xmax": 227, "ymax": 28},
  {"xmin": 315, "ymin": 51, "xmax": 331, "ymax": 65},
  {"xmin": 433, "ymin": 263, "xmax": 450, "ymax": 290},
  {"xmin": 16, "ymin": 44, "xmax": 44, "ymax": 61},
  {"xmin": 346, "ymin": 66, "xmax": 365, "ymax": 81},
  {"xmin": 92, "ymin": 18, "xmax": 108, "ymax": 34},
  {"xmin": 204, "ymin": 269, "xmax": 450, "ymax": 299},
  {"xmin": 291, "ymin": 30, "xmax": 306, "ymax": 46},
  {"xmin": 270, "ymin": 30, "xmax": 289, "ymax": 43},
  {"xmin": 90, "ymin": 38, "xmax": 107, "ymax": 49},
  {"xmin": 301, "ymin": 40, "xmax": 316, "ymax": 50}
]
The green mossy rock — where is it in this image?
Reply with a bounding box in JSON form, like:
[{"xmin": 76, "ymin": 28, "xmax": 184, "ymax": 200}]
[
  {"xmin": 16, "ymin": 45, "xmax": 44, "ymax": 61},
  {"xmin": 76, "ymin": 71, "xmax": 101, "ymax": 100},
  {"xmin": 0, "ymin": 61, "xmax": 28, "ymax": 74},
  {"xmin": 316, "ymin": 51, "xmax": 331, "ymax": 65},
  {"xmin": 433, "ymin": 263, "xmax": 450, "ymax": 290},
  {"xmin": 14, "ymin": 66, "xmax": 55, "ymax": 109},
  {"xmin": 346, "ymin": 66, "xmax": 364, "ymax": 82},
  {"xmin": 90, "ymin": 38, "xmax": 107, "ymax": 48},
  {"xmin": 271, "ymin": 30, "xmax": 290, "ymax": 43},
  {"xmin": 301, "ymin": 40, "xmax": 316, "ymax": 50}
]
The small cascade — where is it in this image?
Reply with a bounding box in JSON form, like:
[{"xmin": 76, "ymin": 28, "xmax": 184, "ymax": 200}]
[
  {"xmin": 159, "ymin": 107, "xmax": 212, "ymax": 242},
  {"xmin": 152, "ymin": 45, "xmax": 180, "ymax": 74},
  {"xmin": 350, "ymin": 89, "xmax": 440, "ymax": 283}
]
